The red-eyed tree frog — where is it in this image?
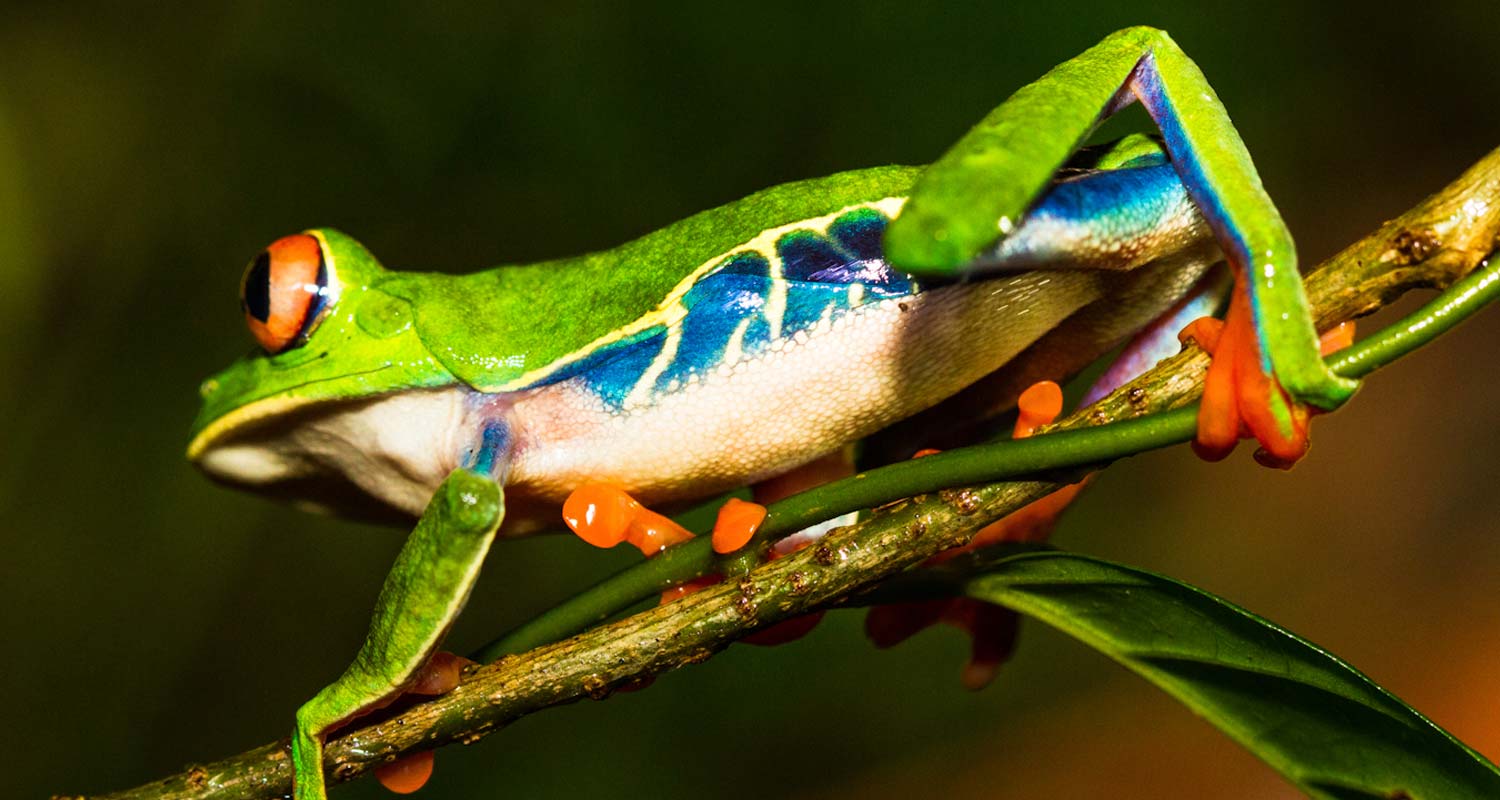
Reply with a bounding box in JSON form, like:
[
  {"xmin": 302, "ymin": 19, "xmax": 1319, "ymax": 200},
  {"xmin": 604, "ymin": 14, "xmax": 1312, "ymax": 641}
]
[{"xmin": 186, "ymin": 27, "xmax": 1356, "ymax": 799}]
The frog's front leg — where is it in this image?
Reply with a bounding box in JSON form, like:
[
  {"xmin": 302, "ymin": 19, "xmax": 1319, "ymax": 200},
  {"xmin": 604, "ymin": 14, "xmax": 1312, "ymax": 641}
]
[
  {"xmin": 885, "ymin": 26, "xmax": 1358, "ymax": 464},
  {"xmin": 291, "ymin": 469, "xmax": 503, "ymax": 800}
]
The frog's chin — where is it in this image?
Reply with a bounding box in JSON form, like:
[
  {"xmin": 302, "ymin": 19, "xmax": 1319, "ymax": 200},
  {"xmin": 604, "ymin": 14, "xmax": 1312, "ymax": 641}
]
[{"xmin": 191, "ymin": 386, "xmax": 472, "ymax": 524}]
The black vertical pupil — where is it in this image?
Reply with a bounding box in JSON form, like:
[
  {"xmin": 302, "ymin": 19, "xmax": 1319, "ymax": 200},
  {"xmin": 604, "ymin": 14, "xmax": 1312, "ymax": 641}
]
[{"xmin": 244, "ymin": 252, "xmax": 272, "ymax": 322}]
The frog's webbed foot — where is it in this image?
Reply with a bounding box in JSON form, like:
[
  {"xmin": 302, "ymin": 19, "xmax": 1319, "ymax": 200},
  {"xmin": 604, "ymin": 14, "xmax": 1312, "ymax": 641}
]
[
  {"xmin": 561, "ymin": 483, "xmax": 764, "ymax": 556},
  {"xmin": 868, "ymin": 289, "xmax": 1242, "ymax": 686},
  {"xmin": 561, "ymin": 454, "xmax": 856, "ymax": 650},
  {"xmin": 1184, "ymin": 299, "xmax": 1357, "ymax": 468},
  {"xmin": 368, "ymin": 651, "xmax": 474, "ymax": 795}
]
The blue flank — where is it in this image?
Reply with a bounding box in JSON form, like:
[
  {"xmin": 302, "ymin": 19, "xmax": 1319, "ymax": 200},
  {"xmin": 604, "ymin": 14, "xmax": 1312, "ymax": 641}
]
[
  {"xmin": 528, "ymin": 325, "xmax": 668, "ymax": 408},
  {"xmin": 828, "ymin": 207, "xmax": 887, "ymax": 260},
  {"xmin": 778, "ymin": 230, "xmax": 850, "ymax": 281},
  {"xmin": 984, "ymin": 159, "xmax": 1191, "ymax": 268},
  {"xmin": 517, "ymin": 208, "xmax": 917, "ymax": 410},
  {"xmin": 655, "ymin": 272, "xmax": 772, "ymax": 390}
]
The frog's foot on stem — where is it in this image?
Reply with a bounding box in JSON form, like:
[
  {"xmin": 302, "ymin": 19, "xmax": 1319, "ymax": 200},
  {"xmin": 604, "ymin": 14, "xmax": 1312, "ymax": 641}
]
[
  {"xmin": 559, "ymin": 480, "xmax": 717, "ymax": 690},
  {"xmin": 360, "ymin": 652, "xmax": 473, "ymax": 795},
  {"xmin": 1183, "ymin": 287, "xmax": 1356, "ymax": 469},
  {"xmin": 562, "ymin": 484, "xmax": 764, "ymax": 556},
  {"xmin": 562, "ymin": 453, "xmax": 855, "ymax": 653},
  {"xmin": 866, "ymin": 381, "xmax": 1082, "ymax": 689}
]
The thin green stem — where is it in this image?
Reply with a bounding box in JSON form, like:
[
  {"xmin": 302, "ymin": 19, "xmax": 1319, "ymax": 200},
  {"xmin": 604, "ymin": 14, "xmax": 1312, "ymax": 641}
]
[
  {"xmin": 1326, "ymin": 252, "xmax": 1500, "ymax": 379},
  {"xmin": 475, "ymin": 250, "xmax": 1500, "ymax": 662}
]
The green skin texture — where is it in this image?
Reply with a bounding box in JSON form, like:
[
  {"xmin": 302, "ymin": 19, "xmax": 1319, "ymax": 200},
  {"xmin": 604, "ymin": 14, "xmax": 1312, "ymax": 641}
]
[{"xmin": 189, "ymin": 26, "xmax": 1355, "ymax": 798}]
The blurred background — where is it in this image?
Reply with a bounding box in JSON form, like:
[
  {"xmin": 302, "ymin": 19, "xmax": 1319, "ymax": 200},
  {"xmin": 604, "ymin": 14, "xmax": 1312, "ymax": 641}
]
[{"xmin": 4, "ymin": 2, "xmax": 1500, "ymax": 798}]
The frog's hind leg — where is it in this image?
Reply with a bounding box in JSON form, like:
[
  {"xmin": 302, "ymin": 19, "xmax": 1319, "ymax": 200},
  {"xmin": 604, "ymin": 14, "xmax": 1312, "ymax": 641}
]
[
  {"xmin": 863, "ymin": 140, "xmax": 1227, "ymax": 464},
  {"xmin": 886, "ymin": 26, "xmax": 1357, "ymax": 465}
]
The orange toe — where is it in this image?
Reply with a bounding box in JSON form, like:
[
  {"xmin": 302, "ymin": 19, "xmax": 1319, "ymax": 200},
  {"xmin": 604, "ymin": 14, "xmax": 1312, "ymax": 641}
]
[
  {"xmin": 1190, "ymin": 282, "xmax": 1310, "ymax": 465},
  {"xmin": 711, "ymin": 498, "xmax": 766, "ymax": 554},
  {"xmin": 562, "ymin": 482, "xmax": 636, "ymax": 549},
  {"xmin": 405, "ymin": 651, "xmax": 472, "ymax": 697},
  {"xmin": 660, "ymin": 574, "xmax": 722, "ymax": 605},
  {"xmin": 1178, "ymin": 316, "xmax": 1225, "ymax": 354},
  {"xmin": 376, "ymin": 750, "xmax": 435, "ymax": 795},
  {"xmin": 562, "ymin": 482, "xmax": 693, "ymax": 556},
  {"xmin": 1014, "ymin": 381, "xmax": 1063, "ymax": 439},
  {"xmin": 1191, "ymin": 305, "xmax": 1245, "ymax": 461},
  {"xmin": 955, "ymin": 601, "xmax": 1020, "ymax": 691},
  {"xmin": 628, "ymin": 506, "xmax": 696, "ymax": 555},
  {"xmin": 866, "ymin": 599, "xmax": 948, "ymax": 649},
  {"xmin": 1319, "ymin": 321, "xmax": 1356, "ymax": 356},
  {"xmin": 742, "ymin": 611, "xmax": 827, "ymax": 646}
]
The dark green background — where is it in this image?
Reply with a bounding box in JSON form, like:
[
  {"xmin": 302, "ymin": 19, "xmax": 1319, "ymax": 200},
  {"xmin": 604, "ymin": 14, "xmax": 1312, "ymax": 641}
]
[{"xmin": 6, "ymin": 3, "xmax": 1500, "ymax": 798}]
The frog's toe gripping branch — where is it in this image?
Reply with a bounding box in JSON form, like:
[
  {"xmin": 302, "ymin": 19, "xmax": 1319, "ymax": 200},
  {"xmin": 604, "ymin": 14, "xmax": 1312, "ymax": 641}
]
[
  {"xmin": 1185, "ymin": 284, "xmax": 1311, "ymax": 465},
  {"xmin": 369, "ymin": 652, "xmax": 474, "ymax": 795},
  {"xmin": 885, "ymin": 26, "xmax": 1357, "ymax": 465},
  {"xmin": 562, "ymin": 482, "xmax": 694, "ymax": 555},
  {"xmin": 562, "ymin": 469, "xmax": 832, "ymax": 648},
  {"xmin": 291, "ymin": 470, "xmax": 503, "ymax": 800},
  {"xmin": 1186, "ymin": 313, "xmax": 1358, "ymax": 466}
]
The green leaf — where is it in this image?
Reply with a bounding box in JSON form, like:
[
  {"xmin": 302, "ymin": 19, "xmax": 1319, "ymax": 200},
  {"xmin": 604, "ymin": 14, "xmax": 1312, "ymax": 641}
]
[{"xmin": 961, "ymin": 551, "xmax": 1500, "ymax": 799}]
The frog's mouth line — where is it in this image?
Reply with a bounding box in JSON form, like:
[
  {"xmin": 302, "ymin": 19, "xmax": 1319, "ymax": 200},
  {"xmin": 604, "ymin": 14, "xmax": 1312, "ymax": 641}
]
[
  {"xmin": 186, "ymin": 392, "xmax": 408, "ymax": 525},
  {"xmin": 189, "ymin": 385, "xmax": 474, "ymax": 525},
  {"xmin": 187, "ymin": 364, "xmax": 426, "ymax": 461},
  {"xmin": 187, "ymin": 393, "xmax": 327, "ymax": 462}
]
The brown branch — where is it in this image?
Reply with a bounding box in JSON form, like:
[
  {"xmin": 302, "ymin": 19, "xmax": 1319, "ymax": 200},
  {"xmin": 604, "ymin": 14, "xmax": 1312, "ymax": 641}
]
[{"xmin": 82, "ymin": 147, "xmax": 1500, "ymax": 800}]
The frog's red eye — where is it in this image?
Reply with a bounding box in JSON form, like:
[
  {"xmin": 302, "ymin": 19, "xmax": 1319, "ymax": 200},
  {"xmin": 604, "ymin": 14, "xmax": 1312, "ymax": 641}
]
[{"xmin": 242, "ymin": 233, "xmax": 331, "ymax": 354}]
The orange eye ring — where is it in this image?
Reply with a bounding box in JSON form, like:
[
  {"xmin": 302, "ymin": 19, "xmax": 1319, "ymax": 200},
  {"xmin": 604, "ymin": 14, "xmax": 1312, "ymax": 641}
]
[{"xmin": 241, "ymin": 233, "xmax": 332, "ymax": 354}]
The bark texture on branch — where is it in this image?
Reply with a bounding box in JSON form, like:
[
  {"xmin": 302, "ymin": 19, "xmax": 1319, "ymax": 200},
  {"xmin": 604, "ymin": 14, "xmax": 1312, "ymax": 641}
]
[{"xmin": 84, "ymin": 147, "xmax": 1500, "ymax": 800}]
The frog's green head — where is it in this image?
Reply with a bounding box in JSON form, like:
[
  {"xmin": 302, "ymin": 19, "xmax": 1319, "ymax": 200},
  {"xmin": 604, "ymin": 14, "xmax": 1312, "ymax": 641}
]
[{"xmin": 188, "ymin": 230, "xmax": 467, "ymax": 520}]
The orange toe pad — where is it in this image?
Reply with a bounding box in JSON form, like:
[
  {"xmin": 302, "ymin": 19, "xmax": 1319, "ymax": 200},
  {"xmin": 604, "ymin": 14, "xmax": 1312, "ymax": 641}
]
[
  {"xmin": 712, "ymin": 498, "xmax": 766, "ymax": 554},
  {"xmin": 376, "ymin": 750, "xmax": 435, "ymax": 795},
  {"xmin": 1188, "ymin": 284, "xmax": 1308, "ymax": 466},
  {"xmin": 1014, "ymin": 381, "xmax": 1063, "ymax": 439},
  {"xmin": 562, "ymin": 482, "xmax": 694, "ymax": 555}
]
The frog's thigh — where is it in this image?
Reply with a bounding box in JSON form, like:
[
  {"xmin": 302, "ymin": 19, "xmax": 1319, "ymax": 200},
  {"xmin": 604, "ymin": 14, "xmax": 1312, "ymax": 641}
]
[
  {"xmin": 864, "ymin": 251, "xmax": 1217, "ymax": 460},
  {"xmin": 510, "ymin": 271, "xmax": 1102, "ymax": 502}
]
